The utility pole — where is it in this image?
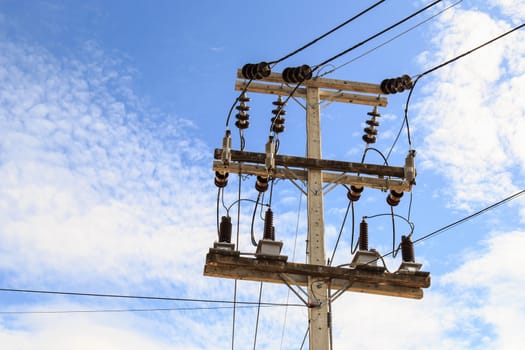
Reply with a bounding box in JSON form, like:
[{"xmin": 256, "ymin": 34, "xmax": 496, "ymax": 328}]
[{"xmin": 204, "ymin": 69, "xmax": 429, "ymax": 350}]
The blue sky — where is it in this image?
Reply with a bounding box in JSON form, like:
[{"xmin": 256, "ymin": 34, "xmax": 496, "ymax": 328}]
[{"xmin": 0, "ymin": 1, "xmax": 524, "ymax": 349}]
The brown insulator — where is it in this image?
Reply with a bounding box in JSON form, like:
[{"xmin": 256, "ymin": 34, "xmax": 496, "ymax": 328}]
[
  {"xmin": 386, "ymin": 190, "xmax": 404, "ymax": 206},
  {"xmin": 282, "ymin": 65, "xmax": 312, "ymax": 83},
  {"xmin": 219, "ymin": 216, "xmax": 232, "ymax": 243},
  {"xmin": 241, "ymin": 62, "xmax": 271, "ymax": 80},
  {"xmin": 347, "ymin": 185, "xmax": 364, "ymax": 202},
  {"xmin": 401, "ymin": 235, "xmax": 415, "ymax": 262},
  {"xmin": 359, "ymin": 219, "xmax": 369, "ymax": 251},
  {"xmin": 255, "ymin": 175, "xmax": 269, "ymax": 193},
  {"xmin": 214, "ymin": 171, "xmax": 229, "ymax": 188}
]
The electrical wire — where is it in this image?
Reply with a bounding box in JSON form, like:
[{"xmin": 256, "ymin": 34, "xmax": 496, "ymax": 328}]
[
  {"xmin": 299, "ymin": 325, "xmax": 310, "ymax": 350},
  {"xmin": 269, "ymin": 0, "xmax": 388, "ymax": 65},
  {"xmin": 252, "ymin": 282, "xmax": 264, "ymax": 350},
  {"xmin": 371, "ymin": 189, "xmax": 525, "ymax": 262},
  {"xmin": 0, "ymin": 305, "xmax": 277, "ymax": 315},
  {"xmin": 319, "ymin": 0, "xmax": 463, "ymax": 77},
  {"xmin": 279, "ymin": 193, "xmax": 303, "ymax": 350},
  {"xmin": 388, "ymin": 20, "xmax": 525, "ymax": 161},
  {"xmin": 312, "ymin": 0, "xmax": 443, "ymax": 70},
  {"xmin": 250, "ymin": 193, "xmax": 262, "ymax": 246},
  {"xmin": 0, "ymin": 288, "xmax": 304, "ymax": 307}
]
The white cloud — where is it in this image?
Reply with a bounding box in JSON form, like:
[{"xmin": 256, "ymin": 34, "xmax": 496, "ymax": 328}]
[
  {"xmin": 442, "ymin": 230, "xmax": 525, "ymax": 349},
  {"xmin": 414, "ymin": 7, "xmax": 525, "ymax": 211}
]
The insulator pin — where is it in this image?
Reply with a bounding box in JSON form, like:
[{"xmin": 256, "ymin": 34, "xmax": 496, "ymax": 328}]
[
  {"xmin": 241, "ymin": 62, "xmax": 271, "ymax": 80},
  {"xmin": 386, "ymin": 190, "xmax": 404, "ymax": 206},
  {"xmin": 401, "ymin": 235, "xmax": 415, "ymax": 262},
  {"xmin": 359, "ymin": 219, "xmax": 369, "ymax": 251},
  {"xmin": 214, "ymin": 171, "xmax": 229, "ymax": 188},
  {"xmin": 219, "ymin": 216, "xmax": 233, "ymax": 243},
  {"xmin": 347, "ymin": 185, "xmax": 364, "ymax": 202},
  {"xmin": 263, "ymin": 208, "xmax": 275, "ymax": 240},
  {"xmin": 255, "ymin": 176, "xmax": 269, "ymax": 193},
  {"xmin": 380, "ymin": 74, "xmax": 413, "ymax": 94},
  {"xmin": 282, "ymin": 64, "xmax": 312, "ymax": 83}
]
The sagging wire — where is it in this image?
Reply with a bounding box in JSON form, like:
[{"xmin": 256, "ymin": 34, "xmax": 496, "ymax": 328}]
[
  {"xmin": 387, "ymin": 20, "xmax": 525, "ymax": 161},
  {"xmin": 328, "ymin": 200, "xmax": 359, "ymax": 266},
  {"xmin": 319, "ymin": 0, "xmax": 463, "ymax": 78},
  {"xmin": 250, "ymin": 193, "xmax": 262, "ymax": 246},
  {"xmin": 363, "ymin": 212, "xmax": 415, "ymax": 259}
]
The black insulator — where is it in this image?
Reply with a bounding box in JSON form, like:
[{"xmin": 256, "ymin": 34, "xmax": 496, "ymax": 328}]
[
  {"xmin": 219, "ymin": 216, "xmax": 233, "ymax": 243},
  {"xmin": 235, "ymin": 93, "xmax": 251, "ymax": 130},
  {"xmin": 238, "ymin": 92, "xmax": 251, "ymax": 103},
  {"xmin": 359, "ymin": 219, "xmax": 369, "ymax": 251},
  {"xmin": 366, "ymin": 119, "xmax": 380, "ymax": 127},
  {"xmin": 241, "ymin": 62, "xmax": 271, "ymax": 80},
  {"xmin": 363, "ymin": 127, "xmax": 378, "ymax": 135},
  {"xmin": 362, "ymin": 134, "xmax": 376, "ymax": 144},
  {"xmin": 255, "ymin": 175, "xmax": 269, "ymax": 192},
  {"xmin": 401, "ymin": 235, "xmax": 415, "ymax": 262},
  {"xmin": 282, "ymin": 65, "xmax": 312, "ymax": 83},
  {"xmin": 214, "ymin": 171, "xmax": 229, "ymax": 188},
  {"xmin": 271, "ymin": 116, "xmax": 285, "ymax": 133},
  {"xmin": 379, "ymin": 74, "xmax": 413, "ymax": 94},
  {"xmin": 362, "ymin": 107, "xmax": 381, "ymax": 145},
  {"xmin": 271, "ymin": 96, "xmax": 286, "ymax": 134},
  {"xmin": 386, "ymin": 190, "xmax": 404, "ymax": 206},
  {"xmin": 347, "ymin": 185, "xmax": 364, "ymax": 202},
  {"xmin": 263, "ymin": 208, "xmax": 274, "ymax": 240}
]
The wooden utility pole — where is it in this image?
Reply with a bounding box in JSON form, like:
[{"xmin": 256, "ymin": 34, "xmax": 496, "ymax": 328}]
[{"xmin": 204, "ymin": 70, "xmax": 429, "ymax": 350}]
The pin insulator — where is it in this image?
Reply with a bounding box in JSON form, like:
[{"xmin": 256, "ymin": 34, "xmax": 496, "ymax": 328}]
[
  {"xmin": 401, "ymin": 235, "xmax": 415, "ymax": 262},
  {"xmin": 347, "ymin": 185, "xmax": 364, "ymax": 202},
  {"xmin": 214, "ymin": 171, "xmax": 229, "ymax": 188},
  {"xmin": 359, "ymin": 219, "xmax": 369, "ymax": 251},
  {"xmin": 386, "ymin": 190, "xmax": 404, "ymax": 206},
  {"xmin": 219, "ymin": 216, "xmax": 233, "ymax": 243}
]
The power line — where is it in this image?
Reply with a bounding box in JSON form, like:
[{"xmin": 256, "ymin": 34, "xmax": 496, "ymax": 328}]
[
  {"xmin": 313, "ymin": 0, "xmax": 443, "ymax": 70},
  {"xmin": 269, "ymin": 0, "xmax": 387, "ymax": 65},
  {"xmin": 320, "ymin": 0, "xmax": 463, "ymax": 77},
  {"xmin": 389, "ymin": 20, "xmax": 525, "ymax": 160},
  {"xmin": 376, "ymin": 189, "xmax": 525, "ymax": 260},
  {"xmin": 0, "ymin": 305, "xmax": 275, "ymax": 315},
  {"xmin": 0, "ymin": 288, "xmax": 304, "ymax": 308}
]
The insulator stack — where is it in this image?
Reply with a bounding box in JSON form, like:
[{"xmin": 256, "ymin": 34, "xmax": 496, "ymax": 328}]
[
  {"xmin": 380, "ymin": 74, "xmax": 413, "ymax": 94},
  {"xmin": 282, "ymin": 64, "xmax": 312, "ymax": 83},
  {"xmin": 219, "ymin": 216, "xmax": 232, "ymax": 243},
  {"xmin": 401, "ymin": 235, "xmax": 415, "ymax": 262},
  {"xmin": 235, "ymin": 93, "xmax": 251, "ymax": 130},
  {"xmin": 214, "ymin": 171, "xmax": 229, "ymax": 188},
  {"xmin": 241, "ymin": 62, "xmax": 271, "ymax": 80},
  {"xmin": 347, "ymin": 185, "xmax": 364, "ymax": 202},
  {"xmin": 255, "ymin": 175, "xmax": 269, "ymax": 192},
  {"xmin": 271, "ymin": 96, "xmax": 286, "ymax": 134},
  {"xmin": 362, "ymin": 106, "xmax": 381, "ymax": 144},
  {"xmin": 263, "ymin": 208, "xmax": 274, "ymax": 240},
  {"xmin": 359, "ymin": 219, "xmax": 369, "ymax": 251},
  {"xmin": 386, "ymin": 190, "xmax": 404, "ymax": 206}
]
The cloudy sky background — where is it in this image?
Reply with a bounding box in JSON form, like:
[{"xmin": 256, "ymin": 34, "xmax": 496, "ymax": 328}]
[{"xmin": 0, "ymin": 1, "xmax": 524, "ymax": 349}]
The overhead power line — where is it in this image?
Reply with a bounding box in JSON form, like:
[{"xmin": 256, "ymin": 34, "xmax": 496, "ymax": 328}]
[
  {"xmin": 0, "ymin": 304, "xmax": 274, "ymax": 315},
  {"xmin": 269, "ymin": 0, "xmax": 387, "ymax": 65},
  {"xmin": 0, "ymin": 288, "xmax": 304, "ymax": 308},
  {"xmin": 313, "ymin": 0, "xmax": 443, "ymax": 70}
]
